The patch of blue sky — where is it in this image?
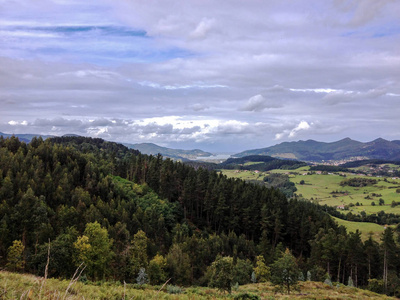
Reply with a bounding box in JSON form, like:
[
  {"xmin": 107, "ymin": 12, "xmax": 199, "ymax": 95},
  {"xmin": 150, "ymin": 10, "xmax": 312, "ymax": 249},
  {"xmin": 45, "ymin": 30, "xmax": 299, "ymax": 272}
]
[
  {"xmin": 341, "ymin": 23, "xmax": 400, "ymax": 39},
  {"xmin": 28, "ymin": 44, "xmax": 195, "ymax": 66},
  {"xmin": 1, "ymin": 24, "xmax": 195, "ymax": 65},
  {"xmin": 371, "ymin": 26, "xmax": 400, "ymax": 38},
  {"xmin": 11, "ymin": 25, "xmax": 147, "ymax": 38},
  {"xmin": 84, "ymin": 47, "xmax": 195, "ymax": 65}
]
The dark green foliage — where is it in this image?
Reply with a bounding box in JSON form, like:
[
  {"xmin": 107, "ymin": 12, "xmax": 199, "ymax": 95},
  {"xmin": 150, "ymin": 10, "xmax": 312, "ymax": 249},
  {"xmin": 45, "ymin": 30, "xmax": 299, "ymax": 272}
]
[
  {"xmin": 219, "ymin": 155, "xmax": 307, "ymax": 172},
  {"xmin": 208, "ymin": 256, "xmax": 235, "ymax": 293},
  {"xmin": 270, "ymin": 249, "xmax": 300, "ymax": 294},
  {"xmin": 340, "ymin": 178, "xmax": 377, "ymax": 187},
  {"xmin": 263, "ymin": 173, "xmax": 297, "ymax": 198},
  {"xmin": 309, "ymin": 165, "xmax": 350, "ymax": 172},
  {"xmin": 166, "ymin": 244, "xmax": 191, "ymax": 285},
  {"xmin": 342, "ymin": 159, "xmax": 400, "ymax": 168},
  {"xmin": 234, "ymin": 293, "xmax": 261, "ymax": 300},
  {"xmin": 207, "ymin": 255, "xmax": 254, "ymax": 293}
]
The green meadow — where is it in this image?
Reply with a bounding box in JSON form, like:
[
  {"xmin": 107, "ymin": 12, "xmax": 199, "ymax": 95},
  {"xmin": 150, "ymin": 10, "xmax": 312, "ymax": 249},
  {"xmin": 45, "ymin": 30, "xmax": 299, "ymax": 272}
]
[
  {"xmin": 221, "ymin": 165, "xmax": 400, "ymax": 240},
  {"xmin": 332, "ymin": 216, "xmax": 387, "ymax": 241},
  {"xmin": 222, "ymin": 167, "xmax": 400, "ymax": 216},
  {"xmin": 292, "ymin": 173, "xmax": 400, "ymax": 215}
]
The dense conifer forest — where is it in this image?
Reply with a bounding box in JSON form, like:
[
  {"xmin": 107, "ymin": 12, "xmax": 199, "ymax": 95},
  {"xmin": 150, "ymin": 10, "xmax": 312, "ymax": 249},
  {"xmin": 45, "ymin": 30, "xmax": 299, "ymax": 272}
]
[{"xmin": 1, "ymin": 136, "xmax": 400, "ymax": 296}]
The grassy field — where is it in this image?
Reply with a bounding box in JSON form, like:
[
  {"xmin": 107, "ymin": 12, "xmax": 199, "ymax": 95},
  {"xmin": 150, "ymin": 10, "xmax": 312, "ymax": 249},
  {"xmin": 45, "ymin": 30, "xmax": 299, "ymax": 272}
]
[
  {"xmin": 221, "ymin": 168, "xmax": 400, "ymax": 215},
  {"xmin": 221, "ymin": 169, "xmax": 266, "ymax": 181},
  {"xmin": 221, "ymin": 166, "xmax": 400, "ymax": 240},
  {"xmin": 0, "ymin": 271, "xmax": 394, "ymax": 299},
  {"xmin": 292, "ymin": 173, "xmax": 400, "ymax": 215},
  {"xmin": 332, "ymin": 216, "xmax": 387, "ymax": 241}
]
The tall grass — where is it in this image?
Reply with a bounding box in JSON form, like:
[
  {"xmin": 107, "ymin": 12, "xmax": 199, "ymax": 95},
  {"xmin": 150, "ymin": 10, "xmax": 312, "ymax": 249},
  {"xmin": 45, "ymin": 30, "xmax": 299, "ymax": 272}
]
[{"xmin": 0, "ymin": 271, "xmax": 394, "ymax": 299}]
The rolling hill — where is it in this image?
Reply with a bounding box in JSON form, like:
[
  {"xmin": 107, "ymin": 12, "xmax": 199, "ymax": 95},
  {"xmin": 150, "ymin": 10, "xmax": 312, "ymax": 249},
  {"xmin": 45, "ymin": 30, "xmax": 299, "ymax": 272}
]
[{"xmin": 234, "ymin": 138, "xmax": 400, "ymax": 162}]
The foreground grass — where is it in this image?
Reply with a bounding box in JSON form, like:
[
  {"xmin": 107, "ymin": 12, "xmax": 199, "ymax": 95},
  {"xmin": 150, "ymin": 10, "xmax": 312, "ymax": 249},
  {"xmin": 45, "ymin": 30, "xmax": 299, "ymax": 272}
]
[{"xmin": 0, "ymin": 271, "xmax": 394, "ymax": 299}]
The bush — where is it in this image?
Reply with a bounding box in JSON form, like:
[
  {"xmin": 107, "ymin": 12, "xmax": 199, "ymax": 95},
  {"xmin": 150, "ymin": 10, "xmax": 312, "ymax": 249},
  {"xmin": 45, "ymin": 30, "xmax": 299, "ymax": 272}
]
[
  {"xmin": 234, "ymin": 293, "xmax": 261, "ymax": 300},
  {"xmin": 207, "ymin": 256, "xmax": 253, "ymax": 293},
  {"xmin": 167, "ymin": 285, "xmax": 183, "ymax": 294},
  {"xmin": 367, "ymin": 278, "xmax": 384, "ymax": 293}
]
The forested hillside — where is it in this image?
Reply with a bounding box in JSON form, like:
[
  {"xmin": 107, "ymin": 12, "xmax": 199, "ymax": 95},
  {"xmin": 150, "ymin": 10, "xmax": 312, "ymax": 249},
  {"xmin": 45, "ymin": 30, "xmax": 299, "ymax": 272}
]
[
  {"xmin": 219, "ymin": 155, "xmax": 307, "ymax": 171},
  {"xmin": 1, "ymin": 136, "xmax": 400, "ymax": 296}
]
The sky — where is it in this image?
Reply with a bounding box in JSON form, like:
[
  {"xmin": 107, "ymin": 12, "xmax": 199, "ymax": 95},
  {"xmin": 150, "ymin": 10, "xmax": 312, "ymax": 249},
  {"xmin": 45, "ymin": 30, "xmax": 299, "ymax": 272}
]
[{"xmin": 1, "ymin": 0, "xmax": 400, "ymax": 152}]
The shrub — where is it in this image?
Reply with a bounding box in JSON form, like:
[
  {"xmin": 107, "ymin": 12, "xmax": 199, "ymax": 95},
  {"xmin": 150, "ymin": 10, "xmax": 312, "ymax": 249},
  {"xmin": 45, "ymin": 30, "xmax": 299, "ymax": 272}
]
[
  {"xmin": 234, "ymin": 293, "xmax": 261, "ymax": 300},
  {"xmin": 367, "ymin": 278, "xmax": 384, "ymax": 293},
  {"xmin": 167, "ymin": 285, "xmax": 183, "ymax": 294}
]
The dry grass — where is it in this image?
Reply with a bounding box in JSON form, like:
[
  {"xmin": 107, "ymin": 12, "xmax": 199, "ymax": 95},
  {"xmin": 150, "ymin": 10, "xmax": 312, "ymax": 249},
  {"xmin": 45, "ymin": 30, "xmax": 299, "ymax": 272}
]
[{"xmin": 0, "ymin": 271, "xmax": 395, "ymax": 299}]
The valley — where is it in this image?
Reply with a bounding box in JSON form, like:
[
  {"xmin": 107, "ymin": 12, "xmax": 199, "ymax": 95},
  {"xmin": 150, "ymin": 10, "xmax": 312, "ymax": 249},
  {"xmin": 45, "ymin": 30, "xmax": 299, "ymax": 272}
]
[{"xmin": 219, "ymin": 161, "xmax": 400, "ymax": 240}]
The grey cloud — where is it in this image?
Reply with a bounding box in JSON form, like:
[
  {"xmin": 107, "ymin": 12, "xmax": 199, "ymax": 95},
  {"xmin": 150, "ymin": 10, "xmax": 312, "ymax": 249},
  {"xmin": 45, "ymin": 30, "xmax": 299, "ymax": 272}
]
[
  {"xmin": 216, "ymin": 121, "xmax": 251, "ymax": 135},
  {"xmin": 88, "ymin": 118, "xmax": 115, "ymax": 127},
  {"xmin": 190, "ymin": 103, "xmax": 209, "ymax": 112},
  {"xmin": 323, "ymin": 88, "xmax": 388, "ymax": 105},
  {"xmin": 240, "ymin": 94, "xmax": 282, "ymax": 112},
  {"xmin": 32, "ymin": 118, "xmax": 83, "ymax": 128},
  {"xmin": 180, "ymin": 126, "xmax": 201, "ymax": 134}
]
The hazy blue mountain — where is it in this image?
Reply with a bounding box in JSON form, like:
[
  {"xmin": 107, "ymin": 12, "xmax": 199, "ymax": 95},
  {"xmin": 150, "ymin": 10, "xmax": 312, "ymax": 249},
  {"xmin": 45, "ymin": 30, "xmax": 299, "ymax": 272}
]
[
  {"xmin": 125, "ymin": 142, "xmax": 213, "ymax": 160},
  {"xmin": 0, "ymin": 131, "xmax": 54, "ymax": 142},
  {"xmin": 234, "ymin": 138, "xmax": 400, "ymax": 162}
]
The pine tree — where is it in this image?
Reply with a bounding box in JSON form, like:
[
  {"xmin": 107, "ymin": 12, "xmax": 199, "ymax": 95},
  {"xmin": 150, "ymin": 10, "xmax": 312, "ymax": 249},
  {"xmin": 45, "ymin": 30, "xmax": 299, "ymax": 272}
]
[
  {"xmin": 6, "ymin": 240, "xmax": 25, "ymax": 272},
  {"xmin": 270, "ymin": 249, "xmax": 300, "ymax": 294},
  {"xmin": 254, "ymin": 255, "xmax": 270, "ymax": 282}
]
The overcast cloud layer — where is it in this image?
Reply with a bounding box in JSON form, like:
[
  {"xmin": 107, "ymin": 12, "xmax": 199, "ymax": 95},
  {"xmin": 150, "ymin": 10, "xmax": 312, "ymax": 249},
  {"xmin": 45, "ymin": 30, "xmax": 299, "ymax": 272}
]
[{"xmin": 1, "ymin": 0, "xmax": 400, "ymax": 152}]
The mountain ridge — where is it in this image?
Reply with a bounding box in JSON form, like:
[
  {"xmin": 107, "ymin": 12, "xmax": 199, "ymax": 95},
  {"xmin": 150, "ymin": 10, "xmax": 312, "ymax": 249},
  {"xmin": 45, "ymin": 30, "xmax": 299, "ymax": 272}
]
[
  {"xmin": 234, "ymin": 138, "xmax": 400, "ymax": 162},
  {"xmin": 124, "ymin": 142, "xmax": 213, "ymax": 160}
]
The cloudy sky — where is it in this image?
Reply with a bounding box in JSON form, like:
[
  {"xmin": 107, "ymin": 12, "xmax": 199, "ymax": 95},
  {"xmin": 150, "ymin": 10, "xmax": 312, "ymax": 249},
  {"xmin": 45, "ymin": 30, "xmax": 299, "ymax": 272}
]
[{"xmin": 1, "ymin": 0, "xmax": 400, "ymax": 152}]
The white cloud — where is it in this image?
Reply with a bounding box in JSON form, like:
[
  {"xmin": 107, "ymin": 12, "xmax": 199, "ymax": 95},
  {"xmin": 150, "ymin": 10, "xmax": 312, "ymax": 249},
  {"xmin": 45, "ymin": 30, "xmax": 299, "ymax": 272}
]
[
  {"xmin": 190, "ymin": 18, "xmax": 215, "ymax": 39},
  {"xmin": 275, "ymin": 121, "xmax": 313, "ymax": 140},
  {"xmin": 8, "ymin": 120, "xmax": 28, "ymax": 126},
  {"xmin": 289, "ymin": 121, "xmax": 311, "ymax": 138},
  {"xmin": 240, "ymin": 94, "xmax": 282, "ymax": 112}
]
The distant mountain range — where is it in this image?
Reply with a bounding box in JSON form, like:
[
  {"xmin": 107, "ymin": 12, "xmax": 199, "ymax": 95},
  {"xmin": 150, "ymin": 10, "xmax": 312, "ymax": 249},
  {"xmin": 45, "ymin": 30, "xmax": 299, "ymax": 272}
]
[
  {"xmin": 124, "ymin": 142, "xmax": 213, "ymax": 161},
  {"xmin": 233, "ymin": 138, "xmax": 400, "ymax": 162},
  {"xmin": 0, "ymin": 132, "xmax": 213, "ymax": 161},
  {"xmin": 3, "ymin": 131, "xmax": 400, "ymax": 162},
  {"xmin": 0, "ymin": 131, "xmax": 55, "ymax": 143}
]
